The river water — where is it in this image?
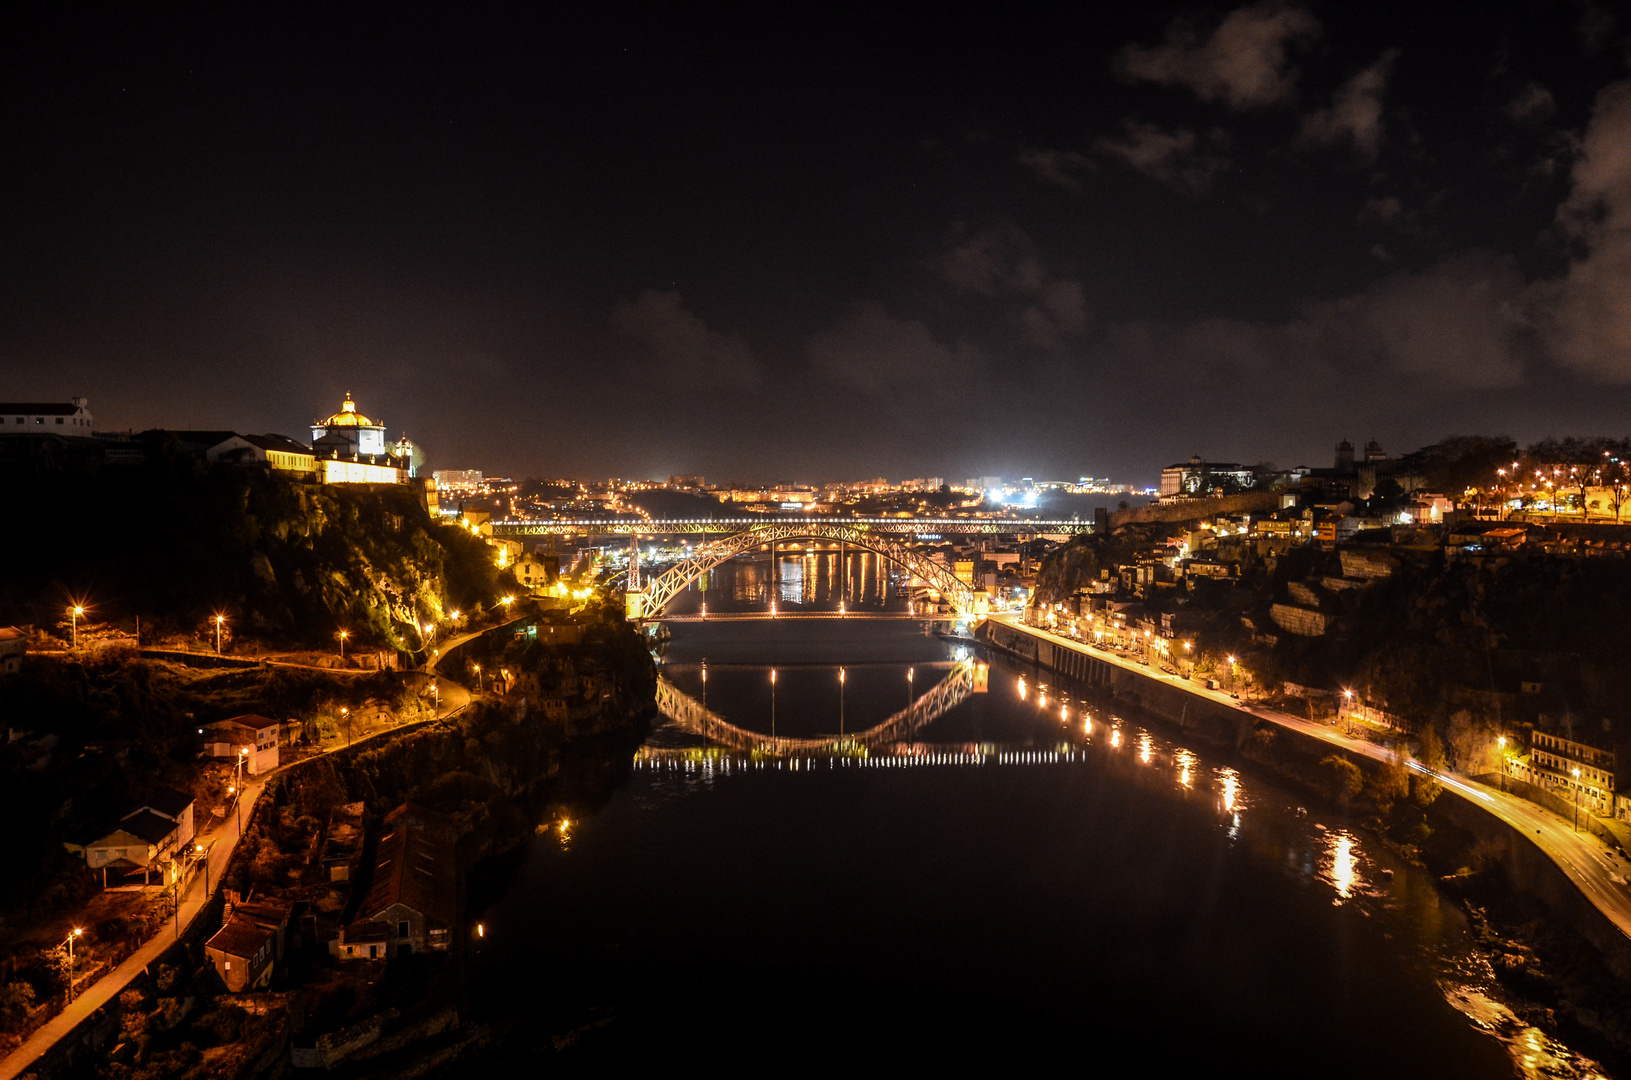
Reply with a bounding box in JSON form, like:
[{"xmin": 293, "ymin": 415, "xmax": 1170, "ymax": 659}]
[{"xmin": 462, "ymin": 564, "xmax": 1605, "ymax": 1076}]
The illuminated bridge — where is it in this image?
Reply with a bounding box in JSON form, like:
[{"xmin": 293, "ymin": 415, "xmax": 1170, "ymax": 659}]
[
  {"xmin": 652, "ymin": 657, "xmax": 986, "ymax": 756},
  {"xmin": 628, "ymin": 520, "xmax": 993, "ymax": 619},
  {"xmin": 490, "ymin": 516, "xmax": 1098, "ymax": 537}
]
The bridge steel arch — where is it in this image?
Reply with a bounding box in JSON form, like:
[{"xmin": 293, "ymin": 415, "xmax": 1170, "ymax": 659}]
[
  {"xmin": 654, "ymin": 660, "xmax": 979, "ymax": 755},
  {"xmin": 632, "ymin": 521, "xmax": 976, "ymax": 619}
]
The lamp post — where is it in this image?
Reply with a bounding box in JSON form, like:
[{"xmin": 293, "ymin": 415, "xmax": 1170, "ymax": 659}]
[
  {"xmin": 701, "ymin": 660, "xmax": 707, "ymax": 712},
  {"xmin": 233, "ymin": 748, "xmax": 246, "ymax": 834},
  {"xmin": 62, "ymin": 928, "xmax": 83, "ymax": 1003},
  {"xmin": 213, "ymin": 614, "xmax": 225, "ymax": 655},
  {"xmin": 473, "ymin": 664, "xmax": 481, "ymax": 693},
  {"xmin": 70, "ymin": 605, "xmax": 84, "ymax": 650},
  {"xmin": 907, "ymin": 666, "xmax": 914, "ymax": 715},
  {"xmin": 1342, "ymin": 689, "xmax": 1354, "ymax": 735},
  {"xmin": 1573, "ymin": 767, "xmax": 1582, "ymax": 832},
  {"xmin": 338, "ymin": 630, "xmax": 348, "ymax": 663},
  {"xmin": 340, "ymin": 706, "xmax": 350, "ymax": 746},
  {"xmin": 1225, "ymin": 656, "xmax": 1236, "ymax": 696},
  {"xmin": 1497, "ymin": 736, "xmax": 1507, "ymax": 793},
  {"xmin": 770, "ymin": 668, "xmax": 777, "ymax": 737}
]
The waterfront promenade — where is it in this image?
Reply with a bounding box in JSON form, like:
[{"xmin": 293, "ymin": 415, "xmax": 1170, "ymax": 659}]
[{"xmin": 989, "ymin": 614, "xmax": 1631, "ymax": 943}]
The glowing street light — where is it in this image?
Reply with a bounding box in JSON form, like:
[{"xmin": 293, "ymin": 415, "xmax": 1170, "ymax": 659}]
[
  {"xmin": 338, "ymin": 629, "xmax": 348, "ymax": 662},
  {"xmin": 69, "ymin": 604, "xmax": 85, "ymax": 650},
  {"xmin": 62, "ymin": 927, "xmax": 84, "ymax": 1003},
  {"xmin": 340, "ymin": 706, "xmax": 350, "ymax": 746},
  {"xmin": 770, "ymin": 668, "xmax": 777, "ymax": 737},
  {"xmin": 907, "ymin": 666, "xmax": 914, "ymax": 715},
  {"xmin": 1497, "ymin": 735, "xmax": 1507, "ymax": 793},
  {"xmin": 1573, "ymin": 766, "xmax": 1582, "ymax": 831}
]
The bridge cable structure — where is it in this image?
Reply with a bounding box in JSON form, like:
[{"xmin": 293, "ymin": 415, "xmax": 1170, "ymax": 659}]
[{"xmin": 653, "ymin": 658, "xmax": 982, "ymax": 756}]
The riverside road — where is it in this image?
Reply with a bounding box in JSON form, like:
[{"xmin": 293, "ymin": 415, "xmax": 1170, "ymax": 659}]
[{"xmin": 991, "ymin": 614, "xmax": 1631, "ymax": 945}]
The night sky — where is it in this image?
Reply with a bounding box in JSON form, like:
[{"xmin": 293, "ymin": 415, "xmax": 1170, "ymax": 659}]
[{"xmin": 4, "ymin": 3, "xmax": 1630, "ymax": 484}]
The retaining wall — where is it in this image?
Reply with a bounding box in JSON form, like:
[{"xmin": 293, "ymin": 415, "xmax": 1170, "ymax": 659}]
[{"xmin": 981, "ymin": 617, "xmax": 1631, "ymax": 975}]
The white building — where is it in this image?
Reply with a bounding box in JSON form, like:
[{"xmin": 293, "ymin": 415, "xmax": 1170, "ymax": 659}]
[
  {"xmin": 311, "ymin": 394, "xmax": 387, "ymax": 456},
  {"xmin": 0, "ymin": 397, "xmax": 94, "ymax": 437}
]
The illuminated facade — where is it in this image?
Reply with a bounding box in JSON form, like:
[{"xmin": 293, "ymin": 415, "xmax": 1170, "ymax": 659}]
[
  {"xmin": 319, "ymin": 458, "xmax": 405, "ymax": 485},
  {"xmin": 311, "ymin": 393, "xmax": 387, "ymax": 456},
  {"xmin": 0, "ymin": 396, "xmax": 94, "ymax": 437}
]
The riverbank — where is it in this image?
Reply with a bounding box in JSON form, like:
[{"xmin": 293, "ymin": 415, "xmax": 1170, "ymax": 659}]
[{"xmin": 982, "ymin": 614, "xmax": 1631, "ymax": 1066}]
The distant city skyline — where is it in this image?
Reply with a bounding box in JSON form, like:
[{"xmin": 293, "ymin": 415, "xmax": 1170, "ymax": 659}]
[{"xmin": 4, "ymin": 4, "xmax": 1630, "ymax": 480}]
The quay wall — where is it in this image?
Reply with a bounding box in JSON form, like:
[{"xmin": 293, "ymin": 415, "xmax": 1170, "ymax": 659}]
[{"xmin": 979, "ymin": 618, "xmax": 1631, "ymax": 977}]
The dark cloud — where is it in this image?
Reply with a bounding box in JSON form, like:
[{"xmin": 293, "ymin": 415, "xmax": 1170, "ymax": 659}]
[
  {"xmin": 938, "ymin": 227, "xmax": 1089, "ymax": 350},
  {"xmin": 805, "ymin": 304, "xmax": 979, "ymax": 394},
  {"xmin": 1505, "ymin": 81, "xmax": 1558, "ymax": 124},
  {"xmin": 1093, "ymin": 121, "xmax": 1233, "ymax": 193},
  {"xmin": 611, "ymin": 290, "xmax": 761, "ymax": 388},
  {"xmin": 1016, "ymin": 147, "xmax": 1096, "ymax": 193},
  {"xmin": 1115, "ymin": 2, "xmax": 1320, "ymax": 110},
  {"xmin": 1298, "ymin": 50, "xmax": 1400, "ymax": 162},
  {"xmin": 1544, "ymin": 80, "xmax": 1631, "ymax": 381}
]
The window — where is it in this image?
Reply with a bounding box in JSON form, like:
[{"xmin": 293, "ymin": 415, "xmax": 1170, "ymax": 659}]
[
  {"xmin": 369, "ymin": 945, "xmax": 378, "ymax": 959},
  {"xmin": 398, "ymin": 920, "xmax": 410, "ymax": 938},
  {"xmin": 225, "ymin": 961, "xmax": 232, "ymax": 970},
  {"xmin": 55, "ymin": 417, "xmax": 63, "ymax": 424}
]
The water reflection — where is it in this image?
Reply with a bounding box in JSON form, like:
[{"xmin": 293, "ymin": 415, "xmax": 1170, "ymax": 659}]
[
  {"xmin": 1328, "ymin": 831, "xmax": 1358, "ymax": 901},
  {"xmin": 627, "ymin": 627, "xmax": 1598, "ymax": 1077}
]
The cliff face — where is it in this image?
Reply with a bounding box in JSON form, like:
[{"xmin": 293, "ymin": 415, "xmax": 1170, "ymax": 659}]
[
  {"xmin": 319, "ymin": 613, "xmax": 658, "ymax": 849},
  {"xmin": 2, "ymin": 449, "xmax": 509, "ymax": 646}
]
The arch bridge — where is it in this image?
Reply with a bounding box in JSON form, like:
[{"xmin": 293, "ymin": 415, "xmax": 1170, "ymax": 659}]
[
  {"xmin": 653, "ymin": 657, "xmax": 984, "ymax": 756},
  {"xmin": 625, "ymin": 520, "xmax": 979, "ymax": 620}
]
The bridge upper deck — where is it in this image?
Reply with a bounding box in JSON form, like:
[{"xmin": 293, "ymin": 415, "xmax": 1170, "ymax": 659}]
[{"xmin": 491, "ymin": 516, "xmax": 1096, "ymax": 536}]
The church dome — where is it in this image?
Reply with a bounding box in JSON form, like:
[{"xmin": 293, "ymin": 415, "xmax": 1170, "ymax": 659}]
[{"xmin": 320, "ymin": 393, "xmax": 377, "ymax": 428}]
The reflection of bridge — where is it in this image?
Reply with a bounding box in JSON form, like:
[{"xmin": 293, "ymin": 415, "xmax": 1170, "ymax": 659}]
[
  {"xmin": 492, "ymin": 516, "xmax": 1097, "ymax": 537},
  {"xmin": 629, "ymin": 521, "xmax": 980, "ymax": 619},
  {"xmin": 634, "ymin": 744, "xmax": 1084, "ymax": 770},
  {"xmin": 654, "ymin": 659, "xmax": 985, "ymax": 755}
]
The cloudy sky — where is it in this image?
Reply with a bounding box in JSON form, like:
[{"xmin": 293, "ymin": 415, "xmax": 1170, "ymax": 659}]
[{"xmin": 3, "ymin": 3, "xmax": 1630, "ymax": 484}]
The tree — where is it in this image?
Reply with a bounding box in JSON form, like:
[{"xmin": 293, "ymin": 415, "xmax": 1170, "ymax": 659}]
[
  {"xmin": 1414, "ymin": 725, "xmax": 1446, "ymax": 807},
  {"xmin": 1319, "ymin": 755, "xmax": 1364, "ymax": 802},
  {"xmin": 0, "ymin": 981, "xmax": 35, "ymax": 1031}
]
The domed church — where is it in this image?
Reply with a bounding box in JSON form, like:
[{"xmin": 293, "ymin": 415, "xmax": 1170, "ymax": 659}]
[{"xmin": 311, "ymin": 393, "xmax": 387, "ymax": 456}]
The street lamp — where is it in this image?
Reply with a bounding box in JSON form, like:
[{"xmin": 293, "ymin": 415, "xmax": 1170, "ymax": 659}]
[
  {"xmin": 62, "ymin": 928, "xmax": 83, "ymax": 1003},
  {"xmin": 69, "ymin": 605, "xmax": 84, "ymax": 650},
  {"xmin": 340, "ymin": 706, "xmax": 350, "ymax": 746},
  {"xmin": 1573, "ymin": 767, "xmax": 1582, "ymax": 831},
  {"xmin": 1342, "ymin": 689, "xmax": 1354, "ymax": 735},
  {"xmin": 213, "ymin": 614, "xmax": 226, "ymax": 655},
  {"xmin": 770, "ymin": 668, "xmax": 777, "ymax": 737},
  {"xmin": 338, "ymin": 629, "xmax": 348, "ymax": 662},
  {"xmin": 233, "ymin": 748, "xmax": 246, "ymax": 834},
  {"xmin": 1497, "ymin": 736, "xmax": 1507, "ymax": 793},
  {"xmin": 701, "ymin": 660, "xmax": 707, "ymax": 712},
  {"xmin": 907, "ymin": 666, "xmax": 914, "ymax": 715}
]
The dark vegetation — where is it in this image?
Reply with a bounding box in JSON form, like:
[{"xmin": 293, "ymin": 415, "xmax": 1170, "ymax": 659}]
[{"xmin": 0, "ymin": 446, "xmax": 509, "ymax": 650}]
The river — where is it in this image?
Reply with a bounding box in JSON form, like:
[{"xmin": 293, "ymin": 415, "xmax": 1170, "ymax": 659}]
[{"xmin": 460, "ymin": 562, "xmax": 1605, "ymax": 1076}]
